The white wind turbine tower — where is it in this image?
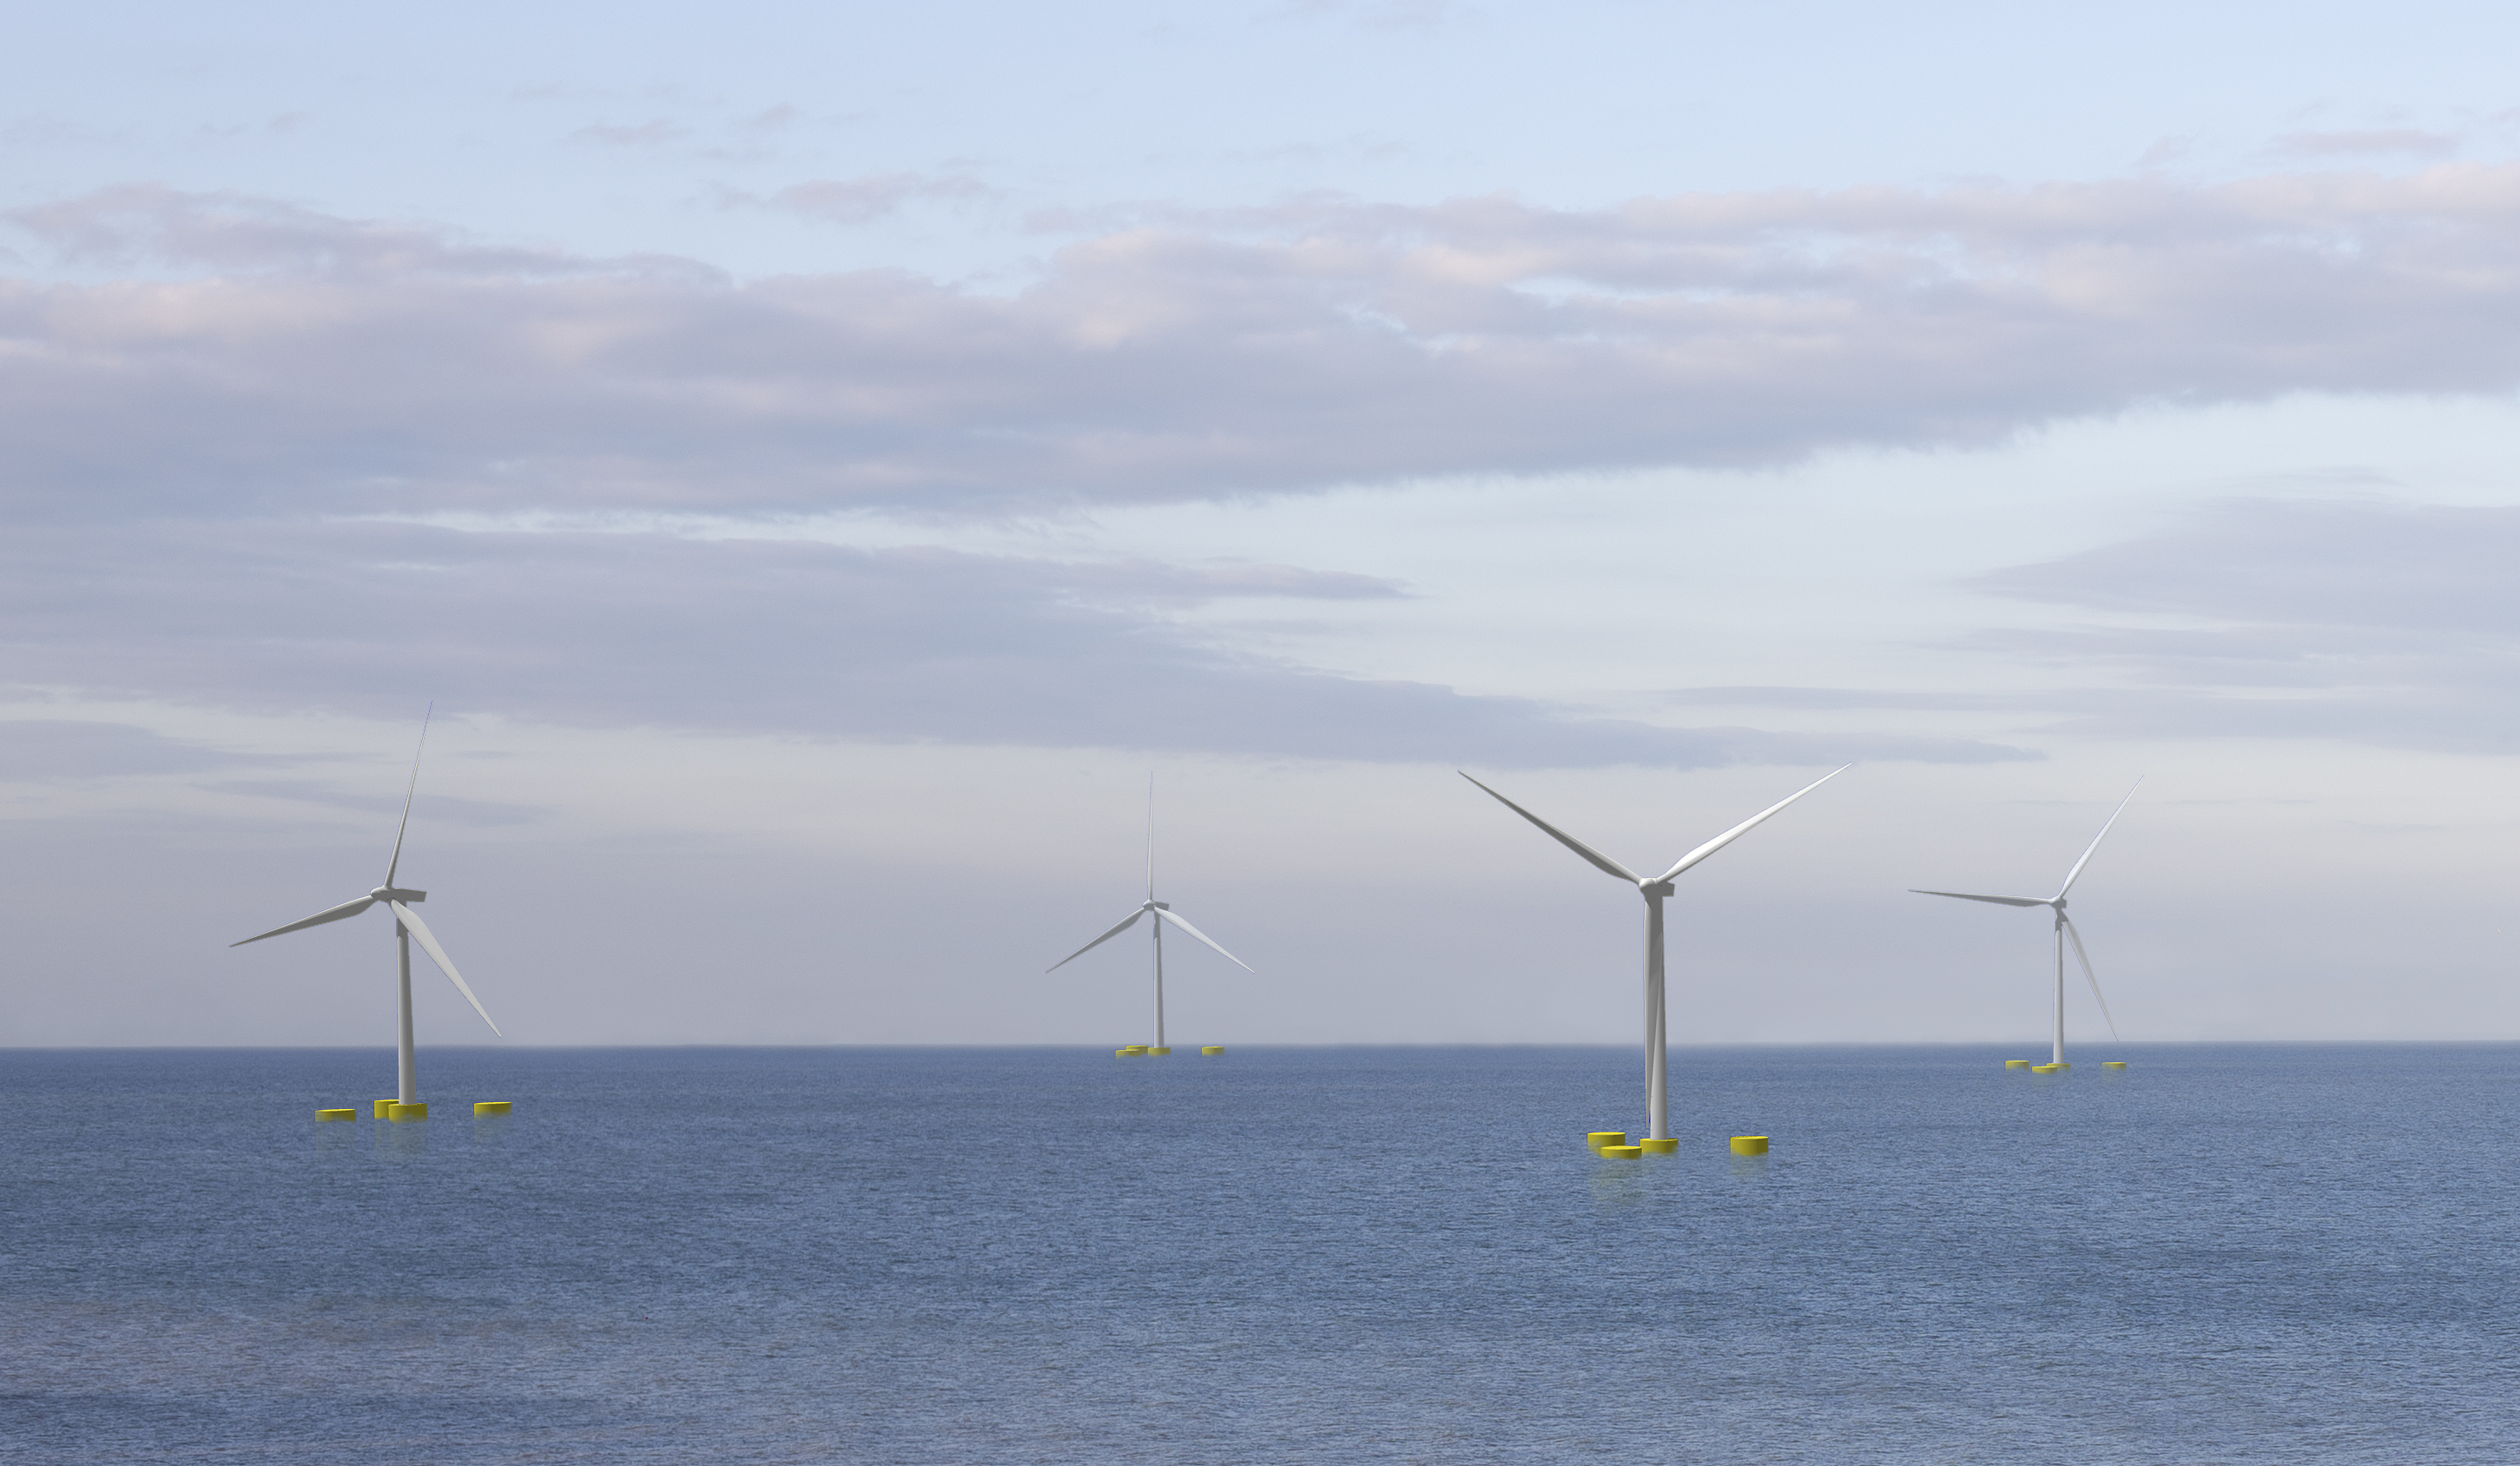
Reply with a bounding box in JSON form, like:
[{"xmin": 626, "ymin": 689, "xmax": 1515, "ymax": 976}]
[
  {"xmin": 1463, "ymin": 766, "xmax": 1847, "ymax": 1142},
  {"xmin": 230, "ymin": 710, "xmax": 500, "ymax": 1105},
  {"xmin": 1911, "ymin": 782, "xmax": 2141, "ymax": 1067},
  {"xmin": 1048, "ymin": 778, "xmax": 1250, "ymax": 1052}
]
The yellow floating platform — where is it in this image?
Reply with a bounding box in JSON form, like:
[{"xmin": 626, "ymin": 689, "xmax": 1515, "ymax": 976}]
[
  {"xmin": 1730, "ymin": 1135, "xmax": 1770, "ymax": 1156},
  {"xmin": 372, "ymin": 1100, "xmax": 399, "ymax": 1119},
  {"xmin": 389, "ymin": 1102, "xmax": 428, "ymax": 1122},
  {"xmin": 316, "ymin": 1108, "xmax": 355, "ymax": 1122},
  {"xmin": 2032, "ymin": 1063, "xmax": 2063, "ymax": 1074},
  {"xmin": 1147, "ymin": 1047, "xmax": 1171, "ymax": 1055},
  {"xmin": 1640, "ymin": 1137, "xmax": 1678, "ymax": 1154},
  {"xmin": 1199, "ymin": 1046, "xmax": 1224, "ymax": 1055},
  {"xmin": 2004, "ymin": 1059, "xmax": 2032, "ymax": 1069},
  {"xmin": 1114, "ymin": 1046, "xmax": 1147, "ymax": 1057},
  {"xmin": 1600, "ymin": 1144, "xmax": 1645, "ymax": 1159},
  {"xmin": 2101, "ymin": 1061, "xmax": 2128, "ymax": 1070},
  {"xmin": 474, "ymin": 1100, "xmax": 511, "ymax": 1116},
  {"xmin": 1586, "ymin": 1131, "xmax": 1628, "ymax": 1151}
]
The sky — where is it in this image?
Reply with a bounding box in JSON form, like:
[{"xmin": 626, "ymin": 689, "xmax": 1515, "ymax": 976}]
[{"xmin": 7, "ymin": 1, "xmax": 2520, "ymax": 1050}]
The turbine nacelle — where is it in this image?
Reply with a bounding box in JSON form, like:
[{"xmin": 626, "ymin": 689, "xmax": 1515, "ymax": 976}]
[{"xmin": 372, "ymin": 886, "xmax": 427, "ymax": 903}]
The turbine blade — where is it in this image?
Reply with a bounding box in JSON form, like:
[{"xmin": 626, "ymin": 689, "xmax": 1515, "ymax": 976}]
[
  {"xmin": 1910, "ymin": 889, "xmax": 2051, "ymax": 908},
  {"xmin": 1654, "ymin": 765, "xmax": 1850, "ymax": 883},
  {"xmin": 231, "ymin": 895, "xmax": 378, "ymax": 947},
  {"xmin": 1047, "ymin": 909, "xmax": 1144, "ymax": 973},
  {"xmin": 1145, "ymin": 771, "xmax": 1156, "ymax": 903},
  {"xmin": 2055, "ymin": 777, "xmax": 2143, "ymax": 901},
  {"xmin": 1151, "ymin": 908, "xmax": 1253, "ymax": 972},
  {"xmin": 1459, "ymin": 773, "xmax": 1640, "ymax": 882},
  {"xmin": 389, "ymin": 901, "xmax": 500, "ymax": 1036},
  {"xmin": 2062, "ymin": 915, "xmax": 2121, "ymax": 1041},
  {"xmin": 385, "ymin": 703, "xmax": 434, "ymax": 888}
]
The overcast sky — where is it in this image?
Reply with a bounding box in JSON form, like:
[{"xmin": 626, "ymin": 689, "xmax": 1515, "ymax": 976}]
[{"xmin": 8, "ymin": 1, "xmax": 2520, "ymax": 1050}]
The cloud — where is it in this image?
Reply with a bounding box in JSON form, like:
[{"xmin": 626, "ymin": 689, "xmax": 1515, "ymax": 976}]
[
  {"xmin": 570, "ymin": 119, "xmax": 691, "ymax": 149},
  {"xmin": 1685, "ymin": 499, "xmax": 2520, "ymax": 756},
  {"xmin": 0, "ymin": 519, "xmax": 2029, "ymax": 769},
  {"xmin": 13, "ymin": 170, "xmax": 2520, "ymax": 522},
  {"xmin": 4, "ymin": 184, "xmax": 712, "ymax": 281},
  {"xmin": 0, "ymin": 720, "xmax": 290, "ymax": 781},
  {"xmin": 2273, "ymin": 129, "xmax": 2459, "ymax": 159},
  {"xmin": 744, "ymin": 173, "xmax": 995, "ymax": 224},
  {"xmin": 1286, "ymin": 0, "xmax": 1475, "ymax": 33}
]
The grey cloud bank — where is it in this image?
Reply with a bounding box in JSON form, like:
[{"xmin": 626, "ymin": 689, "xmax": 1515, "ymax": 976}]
[
  {"xmin": 11, "ymin": 169, "xmax": 2520, "ymax": 521},
  {"xmin": 0, "ymin": 520, "xmax": 2025, "ymax": 769},
  {"xmin": 1674, "ymin": 499, "xmax": 2520, "ymax": 756}
]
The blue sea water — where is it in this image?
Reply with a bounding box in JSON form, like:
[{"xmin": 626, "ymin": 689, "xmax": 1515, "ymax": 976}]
[{"xmin": 3, "ymin": 1044, "xmax": 2517, "ymax": 1464}]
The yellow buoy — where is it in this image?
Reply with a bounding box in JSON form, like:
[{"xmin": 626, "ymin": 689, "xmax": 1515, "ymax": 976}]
[
  {"xmin": 1114, "ymin": 1046, "xmax": 1147, "ymax": 1056},
  {"xmin": 1600, "ymin": 1144, "xmax": 1645, "ymax": 1159},
  {"xmin": 1729, "ymin": 1135, "xmax": 1769, "ymax": 1156},
  {"xmin": 1199, "ymin": 1046, "xmax": 1224, "ymax": 1055},
  {"xmin": 2102, "ymin": 1060, "xmax": 2128, "ymax": 1070},
  {"xmin": 1640, "ymin": 1137, "xmax": 1678, "ymax": 1154},
  {"xmin": 1587, "ymin": 1131, "xmax": 1629, "ymax": 1150},
  {"xmin": 473, "ymin": 1100, "xmax": 511, "ymax": 1116},
  {"xmin": 2004, "ymin": 1059, "xmax": 2032, "ymax": 1069},
  {"xmin": 1147, "ymin": 1047, "xmax": 1171, "ymax": 1055},
  {"xmin": 316, "ymin": 1108, "xmax": 355, "ymax": 1121},
  {"xmin": 2032, "ymin": 1063, "xmax": 2062, "ymax": 1074},
  {"xmin": 389, "ymin": 1102, "xmax": 428, "ymax": 1122},
  {"xmin": 372, "ymin": 1100, "xmax": 399, "ymax": 1119}
]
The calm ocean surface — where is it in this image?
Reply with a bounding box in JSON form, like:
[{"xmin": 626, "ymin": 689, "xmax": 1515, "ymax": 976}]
[{"xmin": 3, "ymin": 1044, "xmax": 2516, "ymax": 1463}]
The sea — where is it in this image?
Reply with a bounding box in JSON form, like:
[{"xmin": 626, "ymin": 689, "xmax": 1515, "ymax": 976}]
[{"xmin": 3, "ymin": 1044, "xmax": 2516, "ymax": 1464}]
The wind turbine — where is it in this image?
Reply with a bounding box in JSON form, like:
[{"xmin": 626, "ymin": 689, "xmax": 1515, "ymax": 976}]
[
  {"xmin": 1910, "ymin": 782, "xmax": 2141, "ymax": 1067},
  {"xmin": 230, "ymin": 710, "xmax": 499, "ymax": 1106},
  {"xmin": 1462, "ymin": 766, "xmax": 1847, "ymax": 1142},
  {"xmin": 1048, "ymin": 778, "xmax": 1250, "ymax": 1052}
]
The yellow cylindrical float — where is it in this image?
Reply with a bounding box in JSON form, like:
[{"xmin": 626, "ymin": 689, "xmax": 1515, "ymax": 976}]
[
  {"xmin": 474, "ymin": 1100, "xmax": 511, "ymax": 1116},
  {"xmin": 389, "ymin": 1102, "xmax": 428, "ymax": 1122},
  {"xmin": 2031, "ymin": 1063, "xmax": 2062, "ymax": 1074},
  {"xmin": 1729, "ymin": 1135, "xmax": 1769, "ymax": 1156},
  {"xmin": 1639, "ymin": 1137, "xmax": 1678, "ymax": 1154},
  {"xmin": 1600, "ymin": 1144, "xmax": 1645, "ymax": 1159},
  {"xmin": 1147, "ymin": 1047, "xmax": 1171, "ymax": 1055},
  {"xmin": 2004, "ymin": 1059, "xmax": 2032, "ymax": 1069},
  {"xmin": 1199, "ymin": 1046, "xmax": 1224, "ymax": 1055},
  {"xmin": 2102, "ymin": 1060, "xmax": 2128, "ymax": 1070},
  {"xmin": 1114, "ymin": 1046, "xmax": 1147, "ymax": 1056},
  {"xmin": 316, "ymin": 1108, "xmax": 355, "ymax": 1121},
  {"xmin": 372, "ymin": 1100, "xmax": 399, "ymax": 1119},
  {"xmin": 1587, "ymin": 1131, "xmax": 1628, "ymax": 1151}
]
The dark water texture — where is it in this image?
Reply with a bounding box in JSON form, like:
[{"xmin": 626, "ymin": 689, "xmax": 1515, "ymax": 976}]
[{"xmin": 3, "ymin": 1045, "xmax": 2515, "ymax": 1463}]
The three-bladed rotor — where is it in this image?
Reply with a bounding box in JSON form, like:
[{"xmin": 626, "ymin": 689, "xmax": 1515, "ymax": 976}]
[
  {"xmin": 228, "ymin": 707, "xmax": 500, "ymax": 1036},
  {"xmin": 1460, "ymin": 766, "xmax": 1849, "ymax": 896},
  {"xmin": 1047, "ymin": 898, "xmax": 1251, "ymax": 974},
  {"xmin": 1910, "ymin": 781, "xmax": 2141, "ymax": 1042}
]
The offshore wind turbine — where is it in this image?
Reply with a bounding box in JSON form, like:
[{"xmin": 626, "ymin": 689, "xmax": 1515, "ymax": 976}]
[
  {"xmin": 230, "ymin": 710, "xmax": 499, "ymax": 1105},
  {"xmin": 1911, "ymin": 782, "xmax": 2141, "ymax": 1067},
  {"xmin": 1048, "ymin": 778, "xmax": 1250, "ymax": 1051},
  {"xmin": 1462, "ymin": 766, "xmax": 1847, "ymax": 1143}
]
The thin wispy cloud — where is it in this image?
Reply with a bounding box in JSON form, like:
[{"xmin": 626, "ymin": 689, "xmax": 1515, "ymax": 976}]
[
  {"xmin": 2273, "ymin": 129, "xmax": 2459, "ymax": 158},
  {"xmin": 739, "ymin": 172, "xmax": 996, "ymax": 224},
  {"xmin": 571, "ymin": 119, "xmax": 692, "ymax": 148}
]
